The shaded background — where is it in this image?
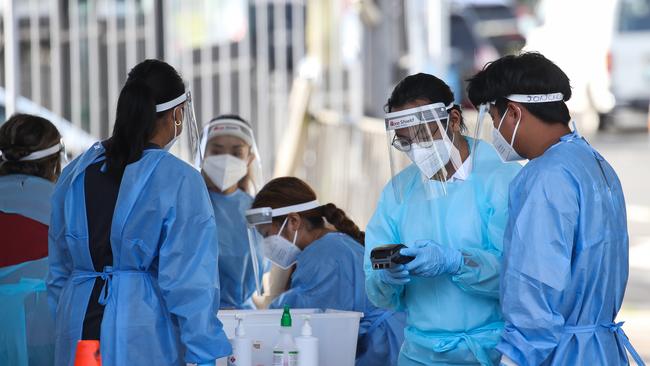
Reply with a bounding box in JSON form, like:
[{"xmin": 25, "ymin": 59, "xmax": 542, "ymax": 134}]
[{"xmin": 1, "ymin": 0, "xmax": 648, "ymax": 360}]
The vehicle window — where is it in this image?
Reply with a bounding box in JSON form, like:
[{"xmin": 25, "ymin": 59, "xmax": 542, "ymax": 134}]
[
  {"xmin": 470, "ymin": 5, "xmax": 516, "ymax": 21},
  {"xmin": 451, "ymin": 15, "xmax": 477, "ymax": 51},
  {"xmin": 619, "ymin": 0, "xmax": 650, "ymax": 32}
]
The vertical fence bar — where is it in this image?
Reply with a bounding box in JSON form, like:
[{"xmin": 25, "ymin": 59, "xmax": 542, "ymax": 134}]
[
  {"xmin": 107, "ymin": 0, "xmax": 119, "ymax": 131},
  {"xmin": 255, "ymin": 1, "xmax": 271, "ymax": 176},
  {"xmin": 238, "ymin": 11, "xmax": 252, "ymax": 120},
  {"xmin": 88, "ymin": 0, "xmax": 102, "ymax": 137},
  {"xmin": 292, "ymin": 0, "xmax": 305, "ymax": 75},
  {"xmin": 50, "ymin": 0, "xmax": 63, "ymax": 116},
  {"xmin": 3, "ymin": 0, "xmax": 19, "ymax": 117},
  {"xmin": 145, "ymin": 0, "xmax": 156, "ymax": 58},
  {"xmin": 29, "ymin": 0, "xmax": 42, "ymax": 105},
  {"xmin": 126, "ymin": 0, "xmax": 138, "ymax": 69},
  {"xmin": 272, "ymin": 0, "xmax": 288, "ymax": 140},
  {"xmin": 200, "ymin": 2, "xmax": 214, "ymax": 123},
  {"xmin": 69, "ymin": 0, "xmax": 82, "ymax": 127}
]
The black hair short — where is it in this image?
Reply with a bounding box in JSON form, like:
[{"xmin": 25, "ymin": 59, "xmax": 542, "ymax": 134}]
[
  {"xmin": 385, "ymin": 73, "xmax": 465, "ymax": 130},
  {"xmin": 466, "ymin": 52, "xmax": 572, "ymax": 125}
]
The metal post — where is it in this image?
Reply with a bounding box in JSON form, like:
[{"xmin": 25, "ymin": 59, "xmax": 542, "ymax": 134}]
[
  {"xmin": 3, "ymin": 0, "xmax": 19, "ymax": 117},
  {"xmin": 107, "ymin": 0, "xmax": 119, "ymax": 131},
  {"xmin": 427, "ymin": 0, "xmax": 450, "ymax": 78},
  {"xmin": 200, "ymin": 1, "xmax": 214, "ymax": 124},
  {"xmin": 255, "ymin": 2, "xmax": 271, "ymax": 177},
  {"xmin": 126, "ymin": 0, "xmax": 138, "ymax": 68},
  {"xmin": 50, "ymin": 0, "xmax": 63, "ymax": 116},
  {"xmin": 69, "ymin": 0, "xmax": 82, "ymax": 127},
  {"xmin": 29, "ymin": 0, "xmax": 42, "ymax": 105},
  {"xmin": 88, "ymin": 0, "xmax": 101, "ymax": 137},
  {"xmin": 155, "ymin": 0, "xmax": 165, "ymax": 60}
]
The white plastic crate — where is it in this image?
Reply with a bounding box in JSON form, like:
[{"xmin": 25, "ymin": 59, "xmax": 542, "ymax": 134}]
[{"xmin": 216, "ymin": 308, "xmax": 363, "ymax": 366}]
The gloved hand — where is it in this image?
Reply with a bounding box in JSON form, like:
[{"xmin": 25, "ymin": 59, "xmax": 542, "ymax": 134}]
[
  {"xmin": 401, "ymin": 240, "xmax": 462, "ymax": 277},
  {"xmin": 379, "ymin": 264, "xmax": 411, "ymax": 285},
  {"xmin": 197, "ymin": 362, "xmax": 215, "ymax": 366}
]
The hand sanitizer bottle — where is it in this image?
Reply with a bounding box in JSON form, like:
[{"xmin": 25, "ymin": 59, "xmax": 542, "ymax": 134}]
[
  {"xmin": 296, "ymin": 315, "xmax": 319, "ymax": 366},
  {"xmin": 272, "ymin": 305, "xmax": 298, "ymax": 366}
]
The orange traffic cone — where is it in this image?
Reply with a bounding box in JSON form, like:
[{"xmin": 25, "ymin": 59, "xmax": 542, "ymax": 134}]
[{"xmin": 74, "ymin": 340, "xmax": 102, "ymax": 366}]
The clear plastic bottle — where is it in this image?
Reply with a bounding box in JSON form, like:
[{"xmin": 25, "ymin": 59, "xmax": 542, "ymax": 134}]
[
  {"xmin": 296, "ymin": 316, "xmax": 319, "ymax": 366},
  {"xmin": 227, "ymin": 315, "xmax": 252, "ymax": 366},
  {"xmin": 272, "ymin": 305, "xmax": 298, "ymax": 366}
]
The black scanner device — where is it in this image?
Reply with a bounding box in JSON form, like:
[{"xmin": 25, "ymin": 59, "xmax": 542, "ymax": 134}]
[{"xmin": 370, "ymin": 244, "xmax": 415, "ymax": 270}]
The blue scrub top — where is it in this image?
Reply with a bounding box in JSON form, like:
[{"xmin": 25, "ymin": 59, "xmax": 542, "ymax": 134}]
[
  {"xmin": 364, "ymin": 139, "xmax": 521, "ymax": 365},
  {"xmin": 270, "ymin": 232, "xmax": 406, "ymax": 366},
  {"xmin": 0, "ymin": 174, "xmax": 55, "ymax": 365},
  {"xmin": 0, "ymin": 174, "xmax": 54, "ymax": 225},
  {"xmin": 208, "ymin": 189, "xmax": 266, "ymax": 309},
  {"xmin": 47, "ymin": 143, "xmax": 231, "ymax": 366},
  {"xmin": 498, "ymin": 130, "xmax": 640, "ymax": 365}
]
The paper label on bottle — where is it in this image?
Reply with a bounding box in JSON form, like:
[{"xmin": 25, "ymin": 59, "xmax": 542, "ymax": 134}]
[{"xmin": 272, "ymin": 351, "xmax": 298, "ymax": 366}]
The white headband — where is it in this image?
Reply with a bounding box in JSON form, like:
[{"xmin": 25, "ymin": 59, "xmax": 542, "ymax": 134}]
[
  {"xmin": 271, "ymin": 200, "xmax": 321, "ymax": 217},
  {"xmin": 0, "ymin": 143, "xmax": 62, "ymax": 162},
  {"xmin": 155, "ymin": 92, "xmax": 188, "ymax": 112},
  {"xmin": 505, "ymin": 93, "xmax": 564, "ymax": 103}
]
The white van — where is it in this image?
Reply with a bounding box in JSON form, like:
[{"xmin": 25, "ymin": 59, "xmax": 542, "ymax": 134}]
[{"xmin": 607, "ymin": 0, "xmax": 650, "ymax": 129}]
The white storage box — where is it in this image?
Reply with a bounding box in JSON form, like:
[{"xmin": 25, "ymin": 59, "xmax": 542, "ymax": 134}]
[{"xmin": 216, "ymin": 309, "xmax": 363, "ymax": 366}]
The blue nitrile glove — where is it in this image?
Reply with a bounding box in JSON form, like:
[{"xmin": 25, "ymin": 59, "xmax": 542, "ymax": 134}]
[
  {"xmin": 197, "ymin": 361, "xmax": 215, "ymax": 366},
  {"xmin": 380, "ymin": 263, "xmax": 411, "ymax": 285},
  {"xmin": 401, "ymin": 240, "xmax": 463, "ymax": 277}
]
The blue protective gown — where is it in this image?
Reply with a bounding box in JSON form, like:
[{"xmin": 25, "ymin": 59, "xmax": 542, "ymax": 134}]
[
  {"xmin": 269, "ymin": 232, "xmax": 406, "ymax": 366},
  {"xmin": 364, "ymin": 139, "xmax": 521, "ymax": 366},
  {"xmin": 208, "ymin": 189, "xmax": 266, "ymax": 309},
  {"xmin": 0, "ymin": 174, "xmax": 55, "ymax": 366},
  {"xmin": 47, "ymin": 143, "xmax": 232, "ymax": 366},
  {"xmin": 0, "ymin": 174, "xmax": 54, "ymax": 225},
  {"xmin": 497, "ymin": 130, "xmax": 641, "ymax": 365}
]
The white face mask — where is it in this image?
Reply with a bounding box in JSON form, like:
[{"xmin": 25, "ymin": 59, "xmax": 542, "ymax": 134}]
[
  {"xmin": 262, "ymin": 217, "xmax": 301, "ymax": 269},
  {"xmin": 492, "ymin": 108, "xmax": 524, "ymax": 162},
  {"xmin": 406, "ymin": 139, "xmax": 452, "ymax": 179},
  {"xmin": 202, "ymin": 154, "xmax": 248, "ymax": 191}
]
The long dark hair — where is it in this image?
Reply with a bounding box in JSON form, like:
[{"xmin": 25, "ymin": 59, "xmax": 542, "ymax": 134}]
[
  {"xmin": 251, "ymin": 177, "xmax": 365, "ymax": 245},
  {"xmin": 104, "ymin": 59, "xmax": 184, "ymax": 180},
  {"xmin": 0, "ymin": 113, "xmax": 62, "ymax": 181},
  {"xmin": 386, "ymin": 72, "xmax": 466, "ymax": 131}
]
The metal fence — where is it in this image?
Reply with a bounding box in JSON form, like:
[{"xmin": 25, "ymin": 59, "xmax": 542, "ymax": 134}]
[{"xmin": 0, "ymin": 0, "xmax": 411, "ymax": 226}]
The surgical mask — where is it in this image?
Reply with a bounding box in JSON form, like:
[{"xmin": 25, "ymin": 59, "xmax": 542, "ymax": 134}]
[
  {"xmin": 262, "ymin": 217, "xmax": 301, "ymax": 269},
  {"xmin": 202, "ymin": 154, "xmax": 248, "ymax": 191},
  {"xmin": 492, "ymin": 108, "xmax": 524, "ymax": 162},
  {"xmin": 164, "ymin": 109, "xmax": 182, "ymax": 151},
  {"xmin": 406, "ymin": 139, "xmax": 452, "ymax": 179}
]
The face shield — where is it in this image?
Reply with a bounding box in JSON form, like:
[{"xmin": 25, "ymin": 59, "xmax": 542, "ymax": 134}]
[
  {"xmin": 244, "ymin": 200, "xmax": 321, "ymax": 288},
  {"xmin": 196, "ymin": 118, "xmax": 263, "ymax": 195},
  {"xmin": 385, "ymin": 102, "xmax": 482, "ymax": 202},
  {"xmin": 155, "ymin": 89, "xmax": 201, "ymax": 163},
  {"xmin": 477, "ymin": 92, "xmax": 565, "ymax": 163}
]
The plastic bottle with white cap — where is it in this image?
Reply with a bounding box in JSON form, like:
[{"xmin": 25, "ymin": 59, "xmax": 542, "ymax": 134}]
[
  {"xmin": 227, "ymin": 315, "xmax": 252, "ymax": 366},
  {"xmin": 296, "ymin": 315, "xmax": 319, "ymax": 366}
]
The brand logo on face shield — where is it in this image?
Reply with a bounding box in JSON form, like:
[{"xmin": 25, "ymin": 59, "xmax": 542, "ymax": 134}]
[
  {"xmin": 210, "ymin": 126, "xmax": 241, "ymax": 133},
  {"xmin": 527, "ymin": 93, "xmax": 563, "ymax": 103},
  {"xmin": 388, "ymin": 116, "xmax": 418, "ymax": 129}
]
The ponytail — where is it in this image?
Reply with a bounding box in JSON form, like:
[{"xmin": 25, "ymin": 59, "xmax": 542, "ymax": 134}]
[
  {"xmin": 252, "ymin": 177, "xmax": 365, "ymax": 246},
  {"xmin": 321, "ymin": 203, "xmax": 365, "ymax": 246},
  {"xmin": 104, "ymin": 79, "xmax": 156, "ymax": 181},
  {"xmin": 104, "ymin": 59, "xmax": 185, "ymax": 181}
]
